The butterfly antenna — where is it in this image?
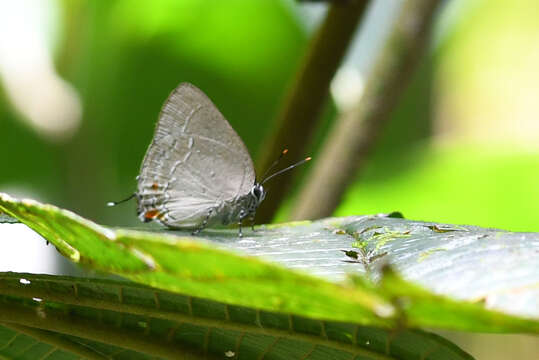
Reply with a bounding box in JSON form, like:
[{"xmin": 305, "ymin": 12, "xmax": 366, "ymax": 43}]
[
  {"xmin": 259, "ymin": 149, "xmax": 289, "ymax": 182},
  {"xmin": 261, "ymin": 156, "xmax": 311, "ymax": 185},
  {"xmin": 107, "ymin": 193, "xmax": 136, "ymax": 207}
]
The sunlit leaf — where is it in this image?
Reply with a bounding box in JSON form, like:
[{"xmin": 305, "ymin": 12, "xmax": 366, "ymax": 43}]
[{"xmin": 0, "ymin": 192, "xmax": 537, "ymax": 337}]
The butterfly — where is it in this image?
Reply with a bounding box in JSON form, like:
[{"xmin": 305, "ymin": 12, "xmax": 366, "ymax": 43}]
[{"xmin": 109, "ymin": 83, "xmax": 309, "ymax": 236}]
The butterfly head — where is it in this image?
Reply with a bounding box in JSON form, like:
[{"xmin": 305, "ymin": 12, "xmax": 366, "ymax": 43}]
[{"xmin": 250, "ymin": 183, "xmax": 266, "ymax": 206}]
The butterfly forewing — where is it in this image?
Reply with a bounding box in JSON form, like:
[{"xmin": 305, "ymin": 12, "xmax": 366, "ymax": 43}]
[{"xmin": 137, "ymin": 83, "xmax": 256, "ymax": 227}]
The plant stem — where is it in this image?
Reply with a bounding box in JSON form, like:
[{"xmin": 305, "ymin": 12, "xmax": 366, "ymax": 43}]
[
  {"xmin": 291, "ymin": 0, "xmax": 442, "ymax": 220},
  {"xmin": 255, "ymin": 0, "xmax": 369, "ymax": 223}
]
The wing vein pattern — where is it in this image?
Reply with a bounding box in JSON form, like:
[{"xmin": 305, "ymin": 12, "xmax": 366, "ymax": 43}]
[{"xmin": 136, "ymin": 83, "xmax": 256, "ymax": 228}]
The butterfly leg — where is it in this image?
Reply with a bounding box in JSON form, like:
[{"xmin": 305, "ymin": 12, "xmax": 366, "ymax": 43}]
[
  {"xmin": 192, "ymin": 209, "xmax": 213, "ymax": 235},
  {"xmin": 238, "ymin": 209, "xmax": 247, "ymax": 238},
  {"xmin": 250, "ymin": 215, "xmax": 256, "ymax": 232}
]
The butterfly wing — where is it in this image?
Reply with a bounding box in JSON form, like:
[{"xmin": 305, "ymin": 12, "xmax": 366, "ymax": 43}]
[{"xmin": 136, "ymin": 83, "xmax": 256, "ymax": 228}]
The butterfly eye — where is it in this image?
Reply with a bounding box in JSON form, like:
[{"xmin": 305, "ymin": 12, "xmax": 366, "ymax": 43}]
[{"xmin": 251, "ymin": 185, "xmax": 264, "ymax": 202}]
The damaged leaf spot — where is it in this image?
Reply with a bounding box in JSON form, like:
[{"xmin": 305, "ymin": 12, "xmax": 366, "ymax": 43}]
[{"xmin": 426, "ymin": 225, "xmax": 458, "ymax": 233}]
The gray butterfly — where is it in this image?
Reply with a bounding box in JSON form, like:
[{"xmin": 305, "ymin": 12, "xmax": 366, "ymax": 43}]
[{"xmin": 110, "ymin": 82, "xmax": 309, "ymax": 236}]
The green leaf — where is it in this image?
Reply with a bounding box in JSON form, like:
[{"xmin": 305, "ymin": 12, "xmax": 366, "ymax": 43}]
[
  {"xmin": 0, "ymin": 273, "xmax": 473, "ymax": 360},
  {"xmin": 0, "ymin": 192, "xmax": 537, "ymax": 337}
]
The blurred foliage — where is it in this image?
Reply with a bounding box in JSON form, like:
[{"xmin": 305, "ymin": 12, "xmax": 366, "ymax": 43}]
[
  {"xmin": 335, "ymin": 0, "xmax": 539, "ymax": 232},
  {"xmin": 1, "ymin": 0, "xmax": 308, "ymax": 226},
  {"xmin": 337, "ymin": 143, "xmax": 539, "ymax": 232},
  {"xmin": 1, "ymin": 0, "xmax": 538, "ymax": 233}
]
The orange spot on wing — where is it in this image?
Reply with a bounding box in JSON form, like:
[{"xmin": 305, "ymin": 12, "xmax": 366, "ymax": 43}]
[
  {"xmin": 144, "ymin": 209, "xmax": 160, "ymax": 219},
  {"xmin": 151, "ymin": 183, "xmax": 159, "ymax": 190}
]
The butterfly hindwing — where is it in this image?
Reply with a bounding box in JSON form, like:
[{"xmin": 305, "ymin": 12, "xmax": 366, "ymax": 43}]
[{"xmin": 136, "ymin": 83, "xmax": 256, "ymax": 227}]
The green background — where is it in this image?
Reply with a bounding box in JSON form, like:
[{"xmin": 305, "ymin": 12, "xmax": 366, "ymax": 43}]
[{"xmin": 1, "ymin": 0, "xmax": 538, "ymax": 229}]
